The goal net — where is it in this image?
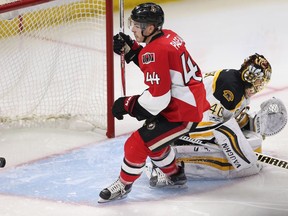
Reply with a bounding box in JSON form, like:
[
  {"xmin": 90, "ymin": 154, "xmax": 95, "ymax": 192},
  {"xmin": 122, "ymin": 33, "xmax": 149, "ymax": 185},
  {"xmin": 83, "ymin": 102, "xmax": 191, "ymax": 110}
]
[{"xmin": 0, "ymin": 0, "xmax": 115, "ymax": 137}]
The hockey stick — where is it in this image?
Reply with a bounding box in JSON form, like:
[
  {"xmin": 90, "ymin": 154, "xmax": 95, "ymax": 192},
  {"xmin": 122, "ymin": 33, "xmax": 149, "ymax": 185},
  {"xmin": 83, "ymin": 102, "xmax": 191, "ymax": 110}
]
[
  {"xmin": 0, "ymin": 157, "xmax": 6, "ymax": 168},
  {"xmin": 177, "ymin": 136, "xmax": 288, "ymax": 170},
  {"xmin": 255, "ymin": 153, "xmax": 288, "ymax": 169},
  {"xmin": 119, "ymin": 0, "xmax": 126, "ymax": 96}
]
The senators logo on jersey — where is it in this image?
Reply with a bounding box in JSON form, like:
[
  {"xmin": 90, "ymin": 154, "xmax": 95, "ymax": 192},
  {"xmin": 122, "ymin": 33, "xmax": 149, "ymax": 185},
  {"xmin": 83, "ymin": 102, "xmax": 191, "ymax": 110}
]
[{"xmin": 142, "ymin": 52, "xmax": 155, "ymax": 64}]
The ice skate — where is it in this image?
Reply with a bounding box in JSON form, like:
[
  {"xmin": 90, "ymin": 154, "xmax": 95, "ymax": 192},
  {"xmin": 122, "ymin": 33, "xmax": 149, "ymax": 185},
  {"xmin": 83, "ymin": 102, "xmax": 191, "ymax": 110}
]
[
  {"xmin": 149, "ymin": 161, "xmax": 187, "ymax": 188},
  {"xmin": 98, "ymin": 178, "xmax": 132, "ymax": 203}
]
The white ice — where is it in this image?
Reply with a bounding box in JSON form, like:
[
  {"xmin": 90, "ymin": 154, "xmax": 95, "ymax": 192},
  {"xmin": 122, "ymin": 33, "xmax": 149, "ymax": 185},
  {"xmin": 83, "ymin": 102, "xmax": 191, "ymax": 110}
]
[{"xmin": 0, "ymin": 0, "xmax": 288, "ymax": 215}]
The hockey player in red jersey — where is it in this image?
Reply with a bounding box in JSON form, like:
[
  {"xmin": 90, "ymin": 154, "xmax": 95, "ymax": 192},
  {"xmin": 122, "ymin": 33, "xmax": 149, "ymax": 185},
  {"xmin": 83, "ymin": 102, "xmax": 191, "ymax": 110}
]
[{"xmin": 98, "ymin": 2, "xmax": 210, "ymax": 203}]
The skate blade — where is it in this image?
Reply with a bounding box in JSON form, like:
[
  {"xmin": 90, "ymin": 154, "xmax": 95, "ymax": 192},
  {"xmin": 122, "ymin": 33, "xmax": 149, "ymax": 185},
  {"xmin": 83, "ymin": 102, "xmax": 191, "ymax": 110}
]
[
  {"xmin": 149, "ymin": 184, "xmax": 188, "ymax": 189},
  {"xmin": 98, "ymin": 194, "xmax": 128, "ymax": 204}
]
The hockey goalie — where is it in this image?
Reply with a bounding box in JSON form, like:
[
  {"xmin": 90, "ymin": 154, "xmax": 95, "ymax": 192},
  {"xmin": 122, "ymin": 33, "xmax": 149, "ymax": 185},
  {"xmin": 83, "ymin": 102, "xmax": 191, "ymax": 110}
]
[
  {"xmin": 172, "ymin": 97, "xmax": 287, "ymax": 180},
  {"xmin": 147, "ymin": 54, "xmax": 287, "ymax": 184}
]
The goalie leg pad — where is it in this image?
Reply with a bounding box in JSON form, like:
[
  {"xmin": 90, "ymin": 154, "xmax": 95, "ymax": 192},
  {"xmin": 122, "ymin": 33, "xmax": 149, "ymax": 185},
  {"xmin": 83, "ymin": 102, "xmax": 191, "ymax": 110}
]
[{"xmin": 214, "ymin": 118, "xmax": 258, "ymax": 171}]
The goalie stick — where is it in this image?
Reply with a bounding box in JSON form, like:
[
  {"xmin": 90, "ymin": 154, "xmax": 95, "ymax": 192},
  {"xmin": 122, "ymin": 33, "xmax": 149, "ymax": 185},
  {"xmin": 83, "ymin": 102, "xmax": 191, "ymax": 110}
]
[
  {"xmin": 0, "ymin": 157, "xmax": 6, "ymax": 168},
  {"xmin": 176, "ymin": 136, "xmax": 288, "ymax": 170},
  {"xmin": 255, "ymin": 153, "xmax": 288, "ymax": 169}
]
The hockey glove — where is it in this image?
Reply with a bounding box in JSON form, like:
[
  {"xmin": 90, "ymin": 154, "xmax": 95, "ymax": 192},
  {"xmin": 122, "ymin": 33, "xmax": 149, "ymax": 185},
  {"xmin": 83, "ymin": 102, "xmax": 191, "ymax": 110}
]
[
  {"xmin": 250, "ymin": 97, "xmax": 287, "ymax": 136},
  {"xmin": 112, "ymin": 95, "xmax": 154, "ymax": 121},
  {"xmin": 113, "ymin": 32, "xmax": 142, "ymax": 64},
  {"xmin": 113, "ymin": 34, "xmax": 125, "ymax": 55},
  {"xmin": 112, "ymin": 95, "xmax": 140, "ymax": 120}
]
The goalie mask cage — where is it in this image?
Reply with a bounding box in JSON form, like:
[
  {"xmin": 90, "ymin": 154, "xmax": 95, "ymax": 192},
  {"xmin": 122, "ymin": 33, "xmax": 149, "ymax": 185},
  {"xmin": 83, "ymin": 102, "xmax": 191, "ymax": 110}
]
[{"xmin": 0, "ymin": 0, "xmax": 115, "ymax": 137}]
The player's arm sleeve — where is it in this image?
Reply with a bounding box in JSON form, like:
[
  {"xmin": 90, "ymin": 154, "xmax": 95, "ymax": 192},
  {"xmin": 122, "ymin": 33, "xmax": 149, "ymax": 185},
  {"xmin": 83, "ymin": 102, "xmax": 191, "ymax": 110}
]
[
  {"xmin": 138, "ymin": 89, "xmax": 171, "ymax": 116},
  {"xmin": 213, "ymin": 83, "xmax": 243, "ymax": 112},
  {"xmin": 127, "ymin": 88, "xmax": 171, "ymax": 121},
  {"xmin": 130, "ymin": 95, "xmax": 155, "ymax": 121},
  {"xmin": 125, "ymin": 46, "xmax": 142, "ymax": 66}
]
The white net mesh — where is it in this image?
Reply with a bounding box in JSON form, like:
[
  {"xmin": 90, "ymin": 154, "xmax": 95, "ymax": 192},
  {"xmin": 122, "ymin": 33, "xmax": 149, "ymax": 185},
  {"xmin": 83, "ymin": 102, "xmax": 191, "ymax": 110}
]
[{"xmin": 0, "ymin": 0, "xmax": 110, "ymax": 131}]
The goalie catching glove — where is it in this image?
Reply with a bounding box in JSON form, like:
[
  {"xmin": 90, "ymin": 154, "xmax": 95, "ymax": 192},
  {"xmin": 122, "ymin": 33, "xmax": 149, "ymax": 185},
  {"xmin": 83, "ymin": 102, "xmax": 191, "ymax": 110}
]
[
  {"xmin": 113, "ymin": 32, "xmax": 142, "ymax": 64},
  {"xmin": 112, "ymin": 95, "xmax": 153, "ymax": 121},
  {"xmin": 251, "ymin": 97, "xmax": 287, "ymax": 136}
]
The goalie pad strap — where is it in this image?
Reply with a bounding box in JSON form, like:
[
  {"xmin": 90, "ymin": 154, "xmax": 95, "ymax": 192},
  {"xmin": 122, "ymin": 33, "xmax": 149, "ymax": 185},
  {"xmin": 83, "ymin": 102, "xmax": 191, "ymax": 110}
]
[{"xmin": 235, "ymin": 106, "xmax": 250, "ymax": 129}]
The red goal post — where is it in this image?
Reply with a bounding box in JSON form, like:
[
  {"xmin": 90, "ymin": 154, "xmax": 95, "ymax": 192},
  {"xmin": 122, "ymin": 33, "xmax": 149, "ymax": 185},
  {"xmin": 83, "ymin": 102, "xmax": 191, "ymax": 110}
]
[{"xmin": 0, "ymin": 0, "xmax": 115, "ymax": 137}]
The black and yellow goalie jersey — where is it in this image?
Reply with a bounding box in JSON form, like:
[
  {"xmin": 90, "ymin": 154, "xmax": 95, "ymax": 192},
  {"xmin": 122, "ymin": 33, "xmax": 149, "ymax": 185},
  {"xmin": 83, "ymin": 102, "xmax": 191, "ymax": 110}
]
[{"xmin": 189, "ymin": 69, "xmax": 249, "ymax": 140}]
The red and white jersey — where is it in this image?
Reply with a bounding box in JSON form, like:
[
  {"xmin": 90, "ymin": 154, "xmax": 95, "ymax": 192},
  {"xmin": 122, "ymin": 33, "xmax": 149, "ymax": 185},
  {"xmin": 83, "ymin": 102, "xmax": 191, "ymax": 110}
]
[{"xmin": 137, "ymin": 29, "xmax": 210, "ymax": 122}]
